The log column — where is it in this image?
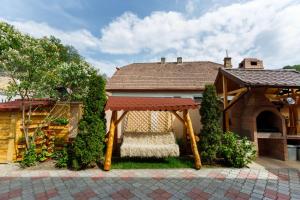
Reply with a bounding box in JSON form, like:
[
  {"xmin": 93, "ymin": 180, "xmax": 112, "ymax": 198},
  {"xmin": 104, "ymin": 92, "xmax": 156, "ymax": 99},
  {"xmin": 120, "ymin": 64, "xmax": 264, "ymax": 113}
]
[
  {"xmin": 183, "ymin": 110, "xmax": 202, "ymax": 169},
  {"xmin": 104, "ymin": 111, "xmax": 117, "ymax": 171}
]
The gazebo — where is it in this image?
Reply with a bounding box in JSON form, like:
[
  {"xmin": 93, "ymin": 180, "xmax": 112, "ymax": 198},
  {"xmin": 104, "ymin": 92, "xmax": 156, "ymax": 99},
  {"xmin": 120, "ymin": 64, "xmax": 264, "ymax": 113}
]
[{"xmin": 104, "ymin": 96, "xmax": 202, "ymax": 171}]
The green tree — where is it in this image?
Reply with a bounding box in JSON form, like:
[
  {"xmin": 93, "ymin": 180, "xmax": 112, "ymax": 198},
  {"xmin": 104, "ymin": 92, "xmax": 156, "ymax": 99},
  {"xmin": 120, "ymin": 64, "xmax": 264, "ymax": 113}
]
[
  {"xmin": 283, "ymin": 65, "xmax": 300, "ymax": 71},
  {"xmin": 0, "ymin": 22, "xmax": 60, "ymax": 147},
  {"xmin": 69, "ymin": 73, "xmax": 107, "ymax": 170},
  {"xmin": 0, "ymin": 21, "xmax": 95, "ymax": 149},
  {"xmin": 199, "ymin": 84, "xmax": 223, "ymax": 164}
]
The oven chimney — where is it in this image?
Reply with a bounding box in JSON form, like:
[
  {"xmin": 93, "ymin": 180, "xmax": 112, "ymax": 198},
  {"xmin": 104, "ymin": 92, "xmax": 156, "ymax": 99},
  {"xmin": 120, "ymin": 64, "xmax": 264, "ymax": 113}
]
[
  {"xmin": 177, "ymin": 57, "xmax": 182, "ymax": 64},
  {"xmin": 224, "ymin": 57, "xmax": 232, "ymax": 68},
  {"xmin": 239, "ymin": 58, "xmax": 263, "ymax": 69}
]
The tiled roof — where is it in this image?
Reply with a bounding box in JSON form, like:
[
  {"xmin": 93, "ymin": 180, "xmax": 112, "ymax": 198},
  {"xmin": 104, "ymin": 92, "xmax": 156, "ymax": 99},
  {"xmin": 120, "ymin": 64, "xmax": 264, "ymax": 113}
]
[
  {"xmin": 106, "ymin": 61, "xmax": 223, "ymax": 91},
  {"xmin": 221, "ymin": 68, "xmax": 300, "ymax": 87},
  {"xmin": 0, "ymin": 99, "xmax": 54, "ymax": 111},
  {"xmin": 105, "ymin": 96, "xmax": 199, "ymax": 111}
]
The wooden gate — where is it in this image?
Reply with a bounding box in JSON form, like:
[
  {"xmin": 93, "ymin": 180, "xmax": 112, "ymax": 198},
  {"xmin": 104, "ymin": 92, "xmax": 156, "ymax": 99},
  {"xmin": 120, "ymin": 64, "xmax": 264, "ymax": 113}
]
[{"xmin": 0, "ymin": 112, "xmax": 16, "ymax": 163}]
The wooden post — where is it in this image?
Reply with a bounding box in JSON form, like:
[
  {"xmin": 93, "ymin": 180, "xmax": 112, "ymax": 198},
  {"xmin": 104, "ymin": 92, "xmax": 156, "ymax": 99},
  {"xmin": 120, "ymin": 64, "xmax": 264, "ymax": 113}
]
[
  {"xmin": 104, "ymin": 111, "xmax": 117, "ymax": 171},
  {"xmin": 292, "ymin": 89, "xmax": 299, "ymax": 134},
  {"xmin": 184, "ymin": 110, "xmax": 201, "ymax": 169},
  {"xmin": 182, "ymin": 110, "xmax": 188, "ymax": 152},
  {"xmin": 222, "ymin": 75, "xmax": 229, "ymax": 131},
  {"xmin": 113, "ymin": 111, "xmax": 118, "ymax": 154}
]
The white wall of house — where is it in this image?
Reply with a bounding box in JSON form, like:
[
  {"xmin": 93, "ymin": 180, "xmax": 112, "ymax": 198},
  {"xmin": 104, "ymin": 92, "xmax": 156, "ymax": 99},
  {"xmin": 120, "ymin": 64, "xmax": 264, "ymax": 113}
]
[
  {"xmin": 111, "ymin": 91, "xmax": 202, "ymax": 99},
  {"xmin": 106, "ymin": 91, "xmax": 203, "ymax": 141}
]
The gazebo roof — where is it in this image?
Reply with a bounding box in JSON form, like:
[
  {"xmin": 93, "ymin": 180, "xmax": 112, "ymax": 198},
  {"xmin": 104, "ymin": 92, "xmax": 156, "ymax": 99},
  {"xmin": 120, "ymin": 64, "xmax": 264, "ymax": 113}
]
[{"xmin": 105, "ymin": 96, "xmax": 199, "ymax": 111}]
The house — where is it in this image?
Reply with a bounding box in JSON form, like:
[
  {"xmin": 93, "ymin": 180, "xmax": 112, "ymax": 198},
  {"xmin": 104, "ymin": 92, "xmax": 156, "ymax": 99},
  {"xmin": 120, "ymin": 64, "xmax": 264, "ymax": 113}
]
[
  {"xmin": 215, "ymin": 58, "xmax": 300, "ymax": 160},
  {"xmin": 106, "ymin": 57, "xmax": 223, "ymax": 147}
]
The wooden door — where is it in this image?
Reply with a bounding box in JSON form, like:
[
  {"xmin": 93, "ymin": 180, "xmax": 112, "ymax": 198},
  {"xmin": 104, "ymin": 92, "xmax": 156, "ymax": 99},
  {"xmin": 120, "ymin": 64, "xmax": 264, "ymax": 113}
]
[{"xmin": 0, "ymin": 113, "xmax": 16, "ymax": 163}]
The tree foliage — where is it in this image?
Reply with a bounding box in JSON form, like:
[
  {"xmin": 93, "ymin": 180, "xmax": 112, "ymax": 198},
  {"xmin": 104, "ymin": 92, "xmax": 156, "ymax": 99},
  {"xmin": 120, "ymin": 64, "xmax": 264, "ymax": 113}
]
[
  {"xmin": 283, "ymin": 65, "xmax": 300, "ymax": 71},
  {"xmin": 0, "ymin": 21, "xmax": 95, "ymax": 101},
  {"xmin": 199, "ymin": 84, "xmax": 223, "ymax": 164},
  {"xmin": 68, "ymin": 74, "xmax": 107, "ymax": 170},
  {"xmin": 0, "ymin": 21, "xmax": 96, "ymax": 149}
]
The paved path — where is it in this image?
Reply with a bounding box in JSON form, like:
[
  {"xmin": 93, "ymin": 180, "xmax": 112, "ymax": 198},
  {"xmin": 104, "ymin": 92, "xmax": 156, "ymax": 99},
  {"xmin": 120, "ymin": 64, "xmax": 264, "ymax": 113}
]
[{"xmin": 0, "ymin": 166, "xmax": 300, "ymax": 200}]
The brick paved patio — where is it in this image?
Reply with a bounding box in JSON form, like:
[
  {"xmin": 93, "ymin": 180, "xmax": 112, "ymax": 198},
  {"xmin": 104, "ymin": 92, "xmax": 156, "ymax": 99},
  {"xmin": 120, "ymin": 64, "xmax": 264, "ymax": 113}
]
[{"xmin": 0, "ymin": 166, "xmax": 300, "ymax": 200}]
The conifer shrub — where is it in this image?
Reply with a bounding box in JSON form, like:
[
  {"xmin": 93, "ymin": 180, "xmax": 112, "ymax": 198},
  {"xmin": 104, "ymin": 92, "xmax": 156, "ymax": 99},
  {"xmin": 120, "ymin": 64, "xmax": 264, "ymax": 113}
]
[
  {"xmin": 68, "ymin": 73, "xmax": 106, "ymax": 170},
  {"xmin": 199, "ymin": 84, "xmax": 223, "ymax": 164}
]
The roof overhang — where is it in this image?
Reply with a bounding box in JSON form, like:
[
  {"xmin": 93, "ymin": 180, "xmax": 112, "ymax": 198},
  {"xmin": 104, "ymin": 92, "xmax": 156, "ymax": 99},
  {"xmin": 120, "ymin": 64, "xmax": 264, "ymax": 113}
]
[
  {"xmin": 0, "ymin": 99, "xmax": 54, "ymax": 111},
  {"xmin": 105, "ymin": 96, "xmax": 199, "ymax": 111},
  {"xmin": 215, "ymin": 68, "xmax": 300, "ymax": 90},
  {"xmin": 105, "ymin": 88, "xmax": 204, "ymax": 92}
]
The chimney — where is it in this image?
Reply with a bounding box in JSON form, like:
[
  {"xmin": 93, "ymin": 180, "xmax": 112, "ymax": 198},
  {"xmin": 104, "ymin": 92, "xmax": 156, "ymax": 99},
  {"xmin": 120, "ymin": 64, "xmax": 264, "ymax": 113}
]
[
  {"xmin": 177, "ymin": 57, "xmax": 182, "ymax": 64},
  {"xmin": 239, "ymin": 58, "xmax": 263, "ymax": 69},
  {"xmin": 224, "ymin": 57, "xmax": 232, "ymax": 68},
  {"xmin": 161, "ymin": 57, "xmax": 166, "ymax": 64}
]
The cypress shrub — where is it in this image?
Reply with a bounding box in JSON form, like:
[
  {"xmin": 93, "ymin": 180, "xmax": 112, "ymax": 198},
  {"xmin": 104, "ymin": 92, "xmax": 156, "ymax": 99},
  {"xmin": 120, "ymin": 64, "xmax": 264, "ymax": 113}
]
[
  {"xmin": 69, "ymin": 73, "xmax": 106, "ymax": 170},
  {"xmin": 199, "ymin": 84, "xmax": 222, "ymax": 164}
]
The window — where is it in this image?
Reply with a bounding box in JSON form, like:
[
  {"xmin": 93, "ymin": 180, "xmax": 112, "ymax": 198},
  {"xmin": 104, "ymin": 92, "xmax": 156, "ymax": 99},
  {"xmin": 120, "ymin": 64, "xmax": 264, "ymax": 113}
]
[
  {"xmin": 193, "ymin": 96, "xmax": 202, "ymax": 103},
  {"xmin": 250, "ymin": 61, "xmax": 257, "ymax": 66}
]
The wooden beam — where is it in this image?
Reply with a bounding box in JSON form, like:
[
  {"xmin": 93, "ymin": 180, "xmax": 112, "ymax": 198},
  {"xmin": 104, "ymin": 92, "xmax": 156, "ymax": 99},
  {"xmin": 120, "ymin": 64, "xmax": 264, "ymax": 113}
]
[
  {"xmin": 292, "ymin": 89, "xmax": 298, "ymax": 134},
  {"xmin": 226, "ymin": 89, "xmax": 248, "ymax": 110},
  {"xmin": 104, "ymin": 111, "xmax": 117, "ymax": 171},
  {"xmin": 182, "ymin": 110, "xmax": 188, "ymax": 154},
  {"xmin": 222, "ymin": 75, "xmax": 229, "ymax": 131},
  {"xmin": 227, "ymin": 87, "xmax": 247, "ymax": 95},
  {"xmin": 183, "ymin": 110, "xmax": 201, "ymax": 169},
  {"xmin": 115, "ymin": 111, "xmax": 128, "ymax": 126},
  {"xmin": 171, "ymin": 111, "xmax": 185, "ymax": 125},
  {"xmin": 113, "ymin": 111, "xmax": 118, "ymax": 154},
  {"xmin": 222, "ymin": 75, "xmax": 228, "ymax": 108}
]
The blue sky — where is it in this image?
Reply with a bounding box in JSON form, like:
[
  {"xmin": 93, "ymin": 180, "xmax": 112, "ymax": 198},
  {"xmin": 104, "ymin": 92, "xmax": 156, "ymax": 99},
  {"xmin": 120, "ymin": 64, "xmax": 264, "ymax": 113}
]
[{"xmin": 1, "ymin": 0, "xmax": 300, "ymax": 76}]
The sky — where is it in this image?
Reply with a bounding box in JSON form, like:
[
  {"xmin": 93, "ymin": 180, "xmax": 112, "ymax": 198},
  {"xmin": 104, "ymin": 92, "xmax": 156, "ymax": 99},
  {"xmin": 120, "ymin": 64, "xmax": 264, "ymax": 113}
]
[{"xmin": 0, "ymin": 0, "xmax": 300, "ymax": 76}]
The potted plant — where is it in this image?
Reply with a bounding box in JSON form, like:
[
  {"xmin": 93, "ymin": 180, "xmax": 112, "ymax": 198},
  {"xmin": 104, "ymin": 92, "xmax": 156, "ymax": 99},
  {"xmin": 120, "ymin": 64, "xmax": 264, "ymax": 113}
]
[{"xmin": 51, "ymin": 118, "xmax": 69, "ymax": 126}]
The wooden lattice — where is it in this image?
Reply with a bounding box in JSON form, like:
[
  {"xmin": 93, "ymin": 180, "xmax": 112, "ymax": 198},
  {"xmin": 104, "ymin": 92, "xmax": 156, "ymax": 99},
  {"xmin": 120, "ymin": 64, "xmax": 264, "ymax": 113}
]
[{"xmin": 123, "ymin": 111, "xmax": 174, "ymax": 133}]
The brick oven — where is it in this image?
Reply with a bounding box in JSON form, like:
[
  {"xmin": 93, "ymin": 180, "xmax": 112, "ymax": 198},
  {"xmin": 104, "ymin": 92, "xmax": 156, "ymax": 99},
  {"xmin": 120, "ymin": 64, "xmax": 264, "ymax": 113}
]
[{"xmin": 215, "ymin": 57, "xmax": 300, "ymax": 161}]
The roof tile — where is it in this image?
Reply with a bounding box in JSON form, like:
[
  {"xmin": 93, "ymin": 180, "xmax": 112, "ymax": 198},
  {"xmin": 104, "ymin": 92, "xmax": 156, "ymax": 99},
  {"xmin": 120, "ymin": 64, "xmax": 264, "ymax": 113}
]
[
  {"xmin": 221, "ymin": 68, "xmax": 300, "ymax": 87},
  {"xmin": 106, "ymin": 61, "xmax": 223, "ymax": 91}
]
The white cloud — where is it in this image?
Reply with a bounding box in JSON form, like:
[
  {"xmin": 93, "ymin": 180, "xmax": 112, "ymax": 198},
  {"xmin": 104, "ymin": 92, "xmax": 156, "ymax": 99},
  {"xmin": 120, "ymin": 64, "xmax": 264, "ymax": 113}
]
[
  {"xmin": 86, "ymin": 58, "xmax": 127, "ymax": 77},
  {"xmin": 0, "ymin": 18, "xmax": 100, "ymax": 53},
  {"xmin": 1, "ymin": 0, "xmax": 300, "ymax": 74},
  {"xmin": 185, "ymin": 0, "xmax": 196, "ymax": 14},
  {"xmin": 99, "ymin": 0, "xmax": 300, "ymax": 68}
]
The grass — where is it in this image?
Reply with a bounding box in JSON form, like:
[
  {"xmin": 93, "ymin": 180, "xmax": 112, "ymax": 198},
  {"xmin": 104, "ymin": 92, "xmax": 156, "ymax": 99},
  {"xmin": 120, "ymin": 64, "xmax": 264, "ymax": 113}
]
[{"xmin": 111, "ymin": 157, "xmax": 194, "ymax": 169}]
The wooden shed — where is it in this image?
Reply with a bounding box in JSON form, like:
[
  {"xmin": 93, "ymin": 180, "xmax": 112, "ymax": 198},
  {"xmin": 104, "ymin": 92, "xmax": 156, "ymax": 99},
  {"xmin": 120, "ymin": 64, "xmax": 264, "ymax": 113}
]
[{"xmin": 0, "ymin": 99, "xmax": 82, "ymax": 163}]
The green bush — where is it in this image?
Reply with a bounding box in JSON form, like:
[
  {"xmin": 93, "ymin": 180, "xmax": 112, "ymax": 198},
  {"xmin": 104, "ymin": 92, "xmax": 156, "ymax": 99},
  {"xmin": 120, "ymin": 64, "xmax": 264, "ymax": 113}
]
[
  {"xmin": 20, "ymin": 142, "xmax": 37, "ymax": 168},
  {"xmin": 68, "ymin": 73, "xmax": 106, "ymax": 170},
  {"xmin": 199, "ymin": 85, "xmax": 223, "ymax": 164},
  {"xmin": 52, "ymin": 118, "xmax": 69, "ymax": 126},
  {"xmin": 219, "ymin": 132, "xmax": 256, "ymax": 168},
  {"xmin": 53, "ymin": 148, "xmax": 68, "ymax": 168},
  {"xmin": 37, "ymin": 145, "xmax": 52, "ymax": 162}
]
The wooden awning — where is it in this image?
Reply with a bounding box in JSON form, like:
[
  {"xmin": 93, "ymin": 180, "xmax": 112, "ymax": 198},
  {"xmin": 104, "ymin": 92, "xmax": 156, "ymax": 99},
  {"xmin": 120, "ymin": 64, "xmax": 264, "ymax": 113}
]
[{"xmin": 105, "ymin": 96, "xmax": 199, "ymax": 111}]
